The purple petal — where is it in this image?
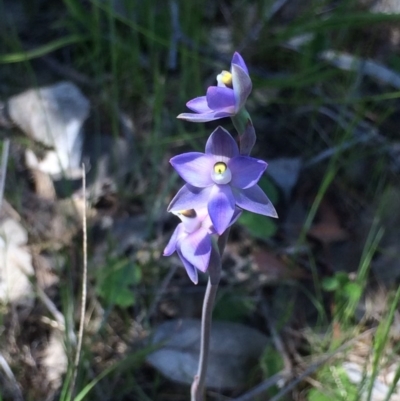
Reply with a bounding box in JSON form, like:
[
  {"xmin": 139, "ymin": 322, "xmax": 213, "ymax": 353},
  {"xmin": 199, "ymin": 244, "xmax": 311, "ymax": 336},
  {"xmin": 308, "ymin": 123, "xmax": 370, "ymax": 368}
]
[
  {"xmin": 179, "ymin": 227, "xmax": 211, "ymax": 272},
  {"xmin": 186, "ymin": 96, "xmax": 212, "ymax": 113},
  {"xmin": 232, "ymin": 52, "xmax": 249, "ymax": 75},
  {"xmin": 206, "ymin": 87, "xmax": 236, "ymax": 112},
  {"xmin": 208, "ymin": 185, "xmax": 235, "ymax": 235},
  {"xmin": 232, "ymin": 64, "xmax": 252, "ymax": 112},
  {"xmin": 229, "ymin": 156, "xmax": 267, "ymax": 189},
  {"xmin": 163, "ymin": 223, "xmax": 185, "ymax": 256},
  {"xmin": 233, "ymin": 185, "xmax": 278, "ymax": 217},
  {"xmin": 205, "ymin": 126, "xmax": 239, "ymax": 160},
  {"xmin": 177, "ymin": 111, "xmax": 232, "ymax": 123},
  {"xmin": 209, "ymin": 207, "xmax": 242, "ymax": 235},
  {"xmin": 168, "ymin": 184, "xmax": 213, "ymax": 213},
  {"xmin": 170, "ymin": 153, "xmax": 214, "ymax": 187},
  {"xmin": 177, "ymin": 249, "xmax": 198, "ymax": 284}
]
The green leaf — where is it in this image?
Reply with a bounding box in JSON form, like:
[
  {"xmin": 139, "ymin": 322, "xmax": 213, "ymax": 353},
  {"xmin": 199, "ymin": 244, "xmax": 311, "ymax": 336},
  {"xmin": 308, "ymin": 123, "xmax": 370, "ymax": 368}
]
[
  {"xmin": 213, "ymin": 292, "xmax": 255, "ymax": 322},
  {"xmin": 343, "ymin": 282, "xmax": 362, "ymax": 302},
  {"xmin": 96, "ymin": 258, "xmax": 141, "ymax": 308},
  {"xmin": 239, "ymin": 211, "xmax": 277, "ymax": 239},
  {"xmin": 308, "ymin": 388, "xmax": 332, "ymax": 401},
  {"xmin": 322, "ymin": 277, "xmax": 339, "ymax": 292}
]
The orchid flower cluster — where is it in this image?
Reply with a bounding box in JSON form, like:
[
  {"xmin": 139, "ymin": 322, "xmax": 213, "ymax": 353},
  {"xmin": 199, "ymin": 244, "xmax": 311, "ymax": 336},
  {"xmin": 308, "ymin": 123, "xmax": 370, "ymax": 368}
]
[{"xmin": 164, "ymin": 52, "xmax": 277, "ymax": 284}]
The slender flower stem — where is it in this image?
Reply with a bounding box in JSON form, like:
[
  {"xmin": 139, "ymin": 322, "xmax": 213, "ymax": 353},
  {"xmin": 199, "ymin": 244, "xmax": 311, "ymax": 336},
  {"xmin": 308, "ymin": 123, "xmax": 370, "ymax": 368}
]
[
  {"xmin": 191, "ymin": 230, "xmax": 229, "ymax": 401},
  {"xmin": 191, "ymin": 276, "xmax": 220, "ymax": 401}
]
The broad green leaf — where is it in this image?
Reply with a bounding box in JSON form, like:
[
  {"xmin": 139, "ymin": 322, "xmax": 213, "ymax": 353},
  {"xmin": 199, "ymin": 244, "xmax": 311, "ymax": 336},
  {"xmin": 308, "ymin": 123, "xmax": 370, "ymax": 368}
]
[
  {"xmin": 96, "ymin": 258, "xmax": 141, "ymax": 308},
  {"xmin": 239, "ymin": 211, "xmax": 277, "ymax": 239},
  {"xmin": 213, "ymin": 292, "xmax": 255, "ymax": 322}
]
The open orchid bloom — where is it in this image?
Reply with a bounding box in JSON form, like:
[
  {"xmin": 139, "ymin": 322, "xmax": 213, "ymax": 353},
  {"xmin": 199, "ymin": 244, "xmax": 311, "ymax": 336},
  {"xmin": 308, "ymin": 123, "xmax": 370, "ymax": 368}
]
[
  {"xmin": 167, "ymin": 126, "xmax": 277, "ymax": 235},
  {"xmin": 163, "ymin": 208, "xmax": 241, "ymax": 284},
  {"xmin": 177, "ymin": 52, "xmax": 252, "ymax": 123}
]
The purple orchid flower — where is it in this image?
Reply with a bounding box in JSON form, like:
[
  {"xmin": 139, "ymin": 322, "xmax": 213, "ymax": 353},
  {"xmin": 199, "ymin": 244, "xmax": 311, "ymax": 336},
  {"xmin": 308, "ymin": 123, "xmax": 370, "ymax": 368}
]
[
  {"xmin": 164, "ymin": 208, "xmax": 241, "ymax": 284},
  {"xmin": 177, "ymin": 52, "xmax": 252, "ymax": 123},
  {"xmin": 167, "ymin": 126, "xmax": 277, "ymax": 235}
]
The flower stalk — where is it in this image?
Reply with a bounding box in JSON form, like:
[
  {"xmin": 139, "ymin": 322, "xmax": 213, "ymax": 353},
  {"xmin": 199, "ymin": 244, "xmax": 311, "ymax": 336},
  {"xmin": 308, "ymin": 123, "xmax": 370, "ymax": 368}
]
[{"xmin": 163, "ymin": 51, "xmax": 277, "ymax": 400}]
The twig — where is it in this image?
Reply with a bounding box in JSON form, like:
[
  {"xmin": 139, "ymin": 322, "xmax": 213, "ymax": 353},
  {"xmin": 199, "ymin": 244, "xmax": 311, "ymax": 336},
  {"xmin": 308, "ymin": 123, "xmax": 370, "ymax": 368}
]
[
  {"xmin": 36, "ymin": 286, "xmax": 67, "ymax": 332},
  {"xmin": 261, "ymin": 302, "xmax": 292, "ymax": 373},
  {"xmin": 268, "ymin": 329, "xmax": 377, "ymax": 401},
  {"xmin": 70, "ymin": 164, "xmax": 88, "ymax": 397},
  {"xmin": 232, "ymin": 328, "xmax": 376, "ymax": 401},
  {"xmin": 267, "ymin": 0, "xmax": 290, "ymax": 19},
  {"xmin": 320, "ymin": 50, "xmax": 400, "ymax": 89},
  {"xmin": 144, "ymin": 264, "xmax": 178, "ymax": 322},
  {"xmin": 286, "ymin": 36, "xmax": 400, "ymax": 90},
  {"xmin": 304, "ymin": 134, "xmax": 375, "ymax": 167},
  {"xmin": 41, "ymin": 56, "xmax": 95, "ymax": 88},
  {"xmin": 0, "ymin": 352, "xmax": 24, "ymax": 401},
  {"xmin": 299, "ymin": 105, "xmax": 383, "ymax": 168},
  {"xmin": 239, "ymin": 0, "xmax": 289, "ymax": 50},
  {"xmin": 231, "ymin": 372, "xmax": 286, "ymax": 401},
  {"xmin": 0, "ymin": 139, "xmax": 10, "ymax": 211}
]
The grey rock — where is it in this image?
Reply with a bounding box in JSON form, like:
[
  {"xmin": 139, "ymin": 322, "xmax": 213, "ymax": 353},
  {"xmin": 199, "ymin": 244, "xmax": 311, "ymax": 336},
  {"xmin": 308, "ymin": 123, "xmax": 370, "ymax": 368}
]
[
  {"xmin": 7, "ymin": 81, "xmax": 90, "ymax": 178},
  {"xmin": 147, "ymin": 318, "xmax": 269, "ymax": 389}
]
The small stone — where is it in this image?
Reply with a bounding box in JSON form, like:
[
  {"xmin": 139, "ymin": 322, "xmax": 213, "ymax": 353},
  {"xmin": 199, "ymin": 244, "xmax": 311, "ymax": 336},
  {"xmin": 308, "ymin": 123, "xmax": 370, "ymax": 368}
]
[
  {"xmin": 0, "ymin": 218, "xmax": 34, "ymax": 308},
  {"xmin": 7, "ymin": 81, "xmax": 90, "ymax": 178}
]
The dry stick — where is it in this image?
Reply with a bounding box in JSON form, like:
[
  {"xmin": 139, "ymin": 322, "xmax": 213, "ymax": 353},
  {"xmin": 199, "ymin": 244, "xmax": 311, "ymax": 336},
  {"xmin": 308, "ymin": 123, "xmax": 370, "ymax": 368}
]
[
  {"xmin": 231, "ymin": 372, "xmax": 286, "ymax": 401},
  {"xmin": 36, "ymin": 286, "xmax": 67, "ymax": 331},
  {"xmin": 238, "ymin": 0, "xmax": 289, "ymax": 50},
  {"xmin": 0, "ymin": 353, "xmax": 24, "ymax": 401},
  {"xmin": 261, "ymin": 302, "xmax": 292, "ymax": 373},
  {"xmin": 70, "ymin": 165, "xmax": 88, "ymax": 398},
  {"xmin": 232, "ymin": 328, "xmax": 376, "ymax": 401},
  {"xmin": 145, "ymin": 264, "xmax": 178, "ymax": 322},
  {"xmin": 0, "ymin": 139, "xmax": 10, "ymax": 210},
  {"xmin": 0, "ymin": 141, "xmax": 23, "ymax": 399}
]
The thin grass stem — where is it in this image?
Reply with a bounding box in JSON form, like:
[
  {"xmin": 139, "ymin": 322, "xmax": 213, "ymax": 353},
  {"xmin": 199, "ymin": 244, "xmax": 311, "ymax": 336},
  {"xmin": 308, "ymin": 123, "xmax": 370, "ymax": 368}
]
[
  {"xmin": 69, "ymin": 165, "xmax": 88, "ymax": 398},
  {"xmin": 0, "ymin": 139, "xmax": 10, "ymax": 211}
]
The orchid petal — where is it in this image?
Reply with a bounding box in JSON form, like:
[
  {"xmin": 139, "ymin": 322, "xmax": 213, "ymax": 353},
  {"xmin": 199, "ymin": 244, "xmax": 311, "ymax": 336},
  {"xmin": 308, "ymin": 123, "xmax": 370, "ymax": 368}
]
[
  {"xmin": 233, "ymin": 185, "xmax": 278, "ymax": 217},
  {"xmin": 177, "ymin": 248, "xmax": 198, "ymax": 284},
  {"xmin": 206, "ymin": 87, "xmax": 236, "ymax": 112},
  {"xmin": 179, "ymin": 227, "xmax": 211, "ymax": 273},
  {"xmin": 229, "ymin": 156, "xmax": 267, "ymax": 189},
  {"xmin": 208, "ymin": 185, "xmax": 235, "ymax": 235},
  {"xmin": 170, "ymin": 153, "xmax": 214, "ymax": 187},
  {"xmin": 232, "ymin": 64, "xmax": 252, "ymax": 112},
  {"xmin": 186, "ymin": 96, "xmax": 213, "ymax": 113},
  {"xmin": 205, "ymin": 126, "xmax": 239, "ymax": 160},
  {"xmin": 168, "ymin": 185, "xmax": 212, "ymax": 213},
  {"xmin": 163, "ymin": 223, "xmax": 185, "ymax": 256},
  {"xmin": 232, "ymin": 52, "xmax": 249, "ymax": 75},
  {"xmin": 231, "ymin": 207, "xmax": 243, "ymax": 225},
  {"xmin": 177, "ymin": 111, "xmax": 232, "ymax": 123}
]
